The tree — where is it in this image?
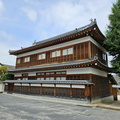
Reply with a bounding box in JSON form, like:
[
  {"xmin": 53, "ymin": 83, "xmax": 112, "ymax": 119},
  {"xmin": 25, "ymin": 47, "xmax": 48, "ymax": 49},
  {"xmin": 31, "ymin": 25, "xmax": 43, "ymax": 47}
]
[
  {"xmin": 0, "ymin": 66, "xmax": 14, "ymax": 80},
  {"xmin": 104, "ymin": 0, "xmax": 120, "ymax": 73},
  {"xmin": 1, "ymin": 73, "xmax": 14, "ymax": 81}
]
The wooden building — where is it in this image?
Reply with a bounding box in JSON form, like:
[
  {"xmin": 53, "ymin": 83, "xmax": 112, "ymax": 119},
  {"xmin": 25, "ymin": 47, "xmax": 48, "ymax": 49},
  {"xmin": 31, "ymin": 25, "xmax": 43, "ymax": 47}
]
[{"xmin": 5, "ymin": 19, "xmax": 115, "ymax": 101}]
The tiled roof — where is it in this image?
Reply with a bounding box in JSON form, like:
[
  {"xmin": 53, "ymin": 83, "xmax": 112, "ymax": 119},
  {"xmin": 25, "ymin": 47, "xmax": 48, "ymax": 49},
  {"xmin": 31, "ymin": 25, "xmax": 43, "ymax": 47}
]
[
  {"xmin": 4, "ymin": 80, "xmax": 94, "ymax": 85},
  {"xmin": 8, "ymin": 58, "xmax": 96, "ymax": 72}
]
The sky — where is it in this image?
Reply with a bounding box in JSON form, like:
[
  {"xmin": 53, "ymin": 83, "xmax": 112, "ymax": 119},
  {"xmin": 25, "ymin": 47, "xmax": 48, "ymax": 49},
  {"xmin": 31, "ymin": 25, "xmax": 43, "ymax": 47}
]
[{"xmin": 0, "ymin": 0, "xmax": 116, "ymax": 66}]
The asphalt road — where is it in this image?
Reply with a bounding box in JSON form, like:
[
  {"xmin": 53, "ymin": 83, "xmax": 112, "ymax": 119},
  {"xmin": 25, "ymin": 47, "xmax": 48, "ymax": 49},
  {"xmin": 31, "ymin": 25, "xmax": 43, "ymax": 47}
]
[{"xmin": 0, "ymin": 94, "xmax": 120, "ymax": 120}]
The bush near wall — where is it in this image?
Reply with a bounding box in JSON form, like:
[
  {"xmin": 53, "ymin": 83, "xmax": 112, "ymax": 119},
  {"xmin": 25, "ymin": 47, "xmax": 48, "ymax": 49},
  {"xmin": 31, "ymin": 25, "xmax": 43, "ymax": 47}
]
[{"xmin": 1, "ymin": 73, "xmax": 14, "ymax": 81}]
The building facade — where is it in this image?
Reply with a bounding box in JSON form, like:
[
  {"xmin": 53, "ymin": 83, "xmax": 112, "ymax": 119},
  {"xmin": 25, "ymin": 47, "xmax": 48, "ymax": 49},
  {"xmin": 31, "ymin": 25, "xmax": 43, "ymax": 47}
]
[{"xmin": 5, "ymin": 20, "xmax": 115, "ymax": 101}]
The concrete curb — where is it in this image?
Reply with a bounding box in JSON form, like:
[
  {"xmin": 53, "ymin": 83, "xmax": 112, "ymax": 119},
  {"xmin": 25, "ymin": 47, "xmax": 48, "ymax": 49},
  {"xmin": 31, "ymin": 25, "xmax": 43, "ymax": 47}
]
[{"xmin": 96, "ymin": 105, "xmax": 120, "ymax": 111}]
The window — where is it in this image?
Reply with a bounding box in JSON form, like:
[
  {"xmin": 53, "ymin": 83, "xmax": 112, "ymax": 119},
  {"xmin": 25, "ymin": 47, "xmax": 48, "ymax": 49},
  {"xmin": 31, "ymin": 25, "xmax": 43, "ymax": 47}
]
[
  {"xmin": 17, "ymin": 59, "xmax": 21, "ymax": 64},
  {"xmin": 102, "ymin": 53, "xmax": 106, "ymax": 61},
  {"xmin": 52, "ymin": 50, "xmax": 60, "ymax": 57},
  {"xmin": 62, "ymin": 49, "xmax": 67, "ymax": 55},
  {"xmin": 56, "ymin": 71, "xmax": 66, "ymax": 74},
  {"xmin": 22, "ymin": 78, "xmax": 28, "ymax": 80},
  {"xmin": 56, "ymin": 77, "xmax": 66, "ymax": 80},
  {"xmin": 62, "ymin": 47, "xmax": 73, "ymax": 55},
  {"xmin": 22, "ymin": 73, "xmax": 28, "ymax": 76},
  {"xmin": 56, "ymin": 72, "xmax": 61, "ymax": 74},
  {"xmin": 46, "ymin": 72, "xmax": 54, "ymax": 75},
  {"xmin": 37, "ymin": 77, "xmax": 44, "ymax": 80},
  {"xmin": 24, "ymin": 57, "xmax": 30, "ymax": 62},
  {"xmin": 37, "ymin": 72, "xmax": 45, "ymax": 75},
  {"xmin": 68, "ymin": 48, "xmax": 73, "ymax": 54},
  {"xmin": 46, "ymin": 77, "xmax": 54, "ymax": 80},
  {"xmin": 38, "ymin": 53, "xmax": 46, "ymax": 60}
]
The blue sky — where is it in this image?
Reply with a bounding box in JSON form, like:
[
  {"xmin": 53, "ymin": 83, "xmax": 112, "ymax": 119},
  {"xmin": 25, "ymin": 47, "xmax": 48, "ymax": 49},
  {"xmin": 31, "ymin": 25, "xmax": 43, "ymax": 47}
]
[{"xmin": 0, "ymin": 0, "xmax": 116, "ymax": 66}]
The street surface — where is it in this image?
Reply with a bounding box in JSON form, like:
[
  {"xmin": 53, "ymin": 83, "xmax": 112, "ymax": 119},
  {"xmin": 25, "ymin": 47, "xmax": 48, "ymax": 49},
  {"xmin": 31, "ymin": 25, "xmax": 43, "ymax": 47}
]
[{"xmin": 0, "ymin": 94, "xmax": 120, "ymax": 120}]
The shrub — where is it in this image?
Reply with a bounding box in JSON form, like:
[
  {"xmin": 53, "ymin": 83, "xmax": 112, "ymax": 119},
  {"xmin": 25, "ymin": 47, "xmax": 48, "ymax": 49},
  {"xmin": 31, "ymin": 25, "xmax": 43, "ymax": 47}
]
[{"xmin": 1, "ymin": 73, "xmax": 14, "ymax": 81}]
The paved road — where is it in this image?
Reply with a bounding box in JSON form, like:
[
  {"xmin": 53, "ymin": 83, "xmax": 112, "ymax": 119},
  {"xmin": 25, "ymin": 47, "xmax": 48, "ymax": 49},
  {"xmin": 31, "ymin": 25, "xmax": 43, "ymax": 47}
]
[{"xmin": 0, "ymin": 94, "xmax": 120, "ymax": 120}]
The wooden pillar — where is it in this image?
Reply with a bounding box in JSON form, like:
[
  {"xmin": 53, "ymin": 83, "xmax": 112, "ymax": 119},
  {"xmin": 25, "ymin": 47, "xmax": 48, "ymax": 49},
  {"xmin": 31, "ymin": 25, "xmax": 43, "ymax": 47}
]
[
  {"xmin": 112, "ymin": 88, "xmax": 118, "ymax": 101},
  {"xmin": 109, "ymin": 83, "xmax": 113, "ymax": 94},
  {"xmin": 70, "ymin": 84, "xmax": 72, "ymax": 97},
  {"xmin": 88, "ymin": 41, "xmax": 91, "ymax": 59},
  {"xmin": 40, "ymin": 83, "xmax": 42, "ymax": 95},
  {"xmin": 7, "ymin": 83, "xmax": 14, "ymax": 94},
  {"xmin": 28, "ymin": 83, "xmax": 31, "ymax": 94},
  {"xmin": 20, "ymin": 83, "xmax": 22, "ymax": 93},
  {"xmin": 54, "ymin": 84, "xmax": 56, "ymax": 96},
  {"xmin": 85, "ymin": 85, "xmax": 92, "ymax": 102}
]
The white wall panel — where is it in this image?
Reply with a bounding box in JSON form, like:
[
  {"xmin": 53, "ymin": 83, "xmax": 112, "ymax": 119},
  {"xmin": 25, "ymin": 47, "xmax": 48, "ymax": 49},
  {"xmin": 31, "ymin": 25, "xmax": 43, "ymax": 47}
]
[
  {"xmin": 72, "ymin": 85, "xmax": 85, "ymax": 88},
  {"xmin": 67, "ymin": 67, "xmax": 108, "ymax": 77}
]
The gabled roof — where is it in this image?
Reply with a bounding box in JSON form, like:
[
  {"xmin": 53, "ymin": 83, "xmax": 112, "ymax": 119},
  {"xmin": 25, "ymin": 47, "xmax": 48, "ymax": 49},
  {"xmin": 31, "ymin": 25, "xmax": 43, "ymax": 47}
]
[{"xmin": 9, "ymin": 19, "xmax": 105, "ymax": 55}]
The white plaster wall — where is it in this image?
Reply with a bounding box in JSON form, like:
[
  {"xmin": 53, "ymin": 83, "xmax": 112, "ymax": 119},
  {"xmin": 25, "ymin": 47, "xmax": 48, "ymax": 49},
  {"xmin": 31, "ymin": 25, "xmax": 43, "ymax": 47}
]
[
  {"xmin": 17, "ymin": 36, "xmax": 106, "ymax": 58},
  {"xmin": 72, "ymin": 85, "xmax": 85, "ymax": 88},
  {"xmin": 56, "ymin": 84, "xmax": 70, "ymax": 88},
  {"xmin": 67, "ymin": 67, "xmax": 108, "ymax": 77},
  {"xmin": 0, "ymin": 83, "xmax": 4, "ymax": 92},
  {"xmin": 42, "ymin": 84, "xmax": 54, "ymax": 87}
]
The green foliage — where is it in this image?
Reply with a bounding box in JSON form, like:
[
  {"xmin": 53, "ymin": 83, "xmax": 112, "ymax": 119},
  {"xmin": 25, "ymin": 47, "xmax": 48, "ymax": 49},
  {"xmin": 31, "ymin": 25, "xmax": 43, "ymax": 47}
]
[
  {"xmin": 104, "ymin": 0, "xmax": 120, "ymax": 73},
  {"xmin": 1, "ymin": 73, "xmax": 14, "ymax": 81}
]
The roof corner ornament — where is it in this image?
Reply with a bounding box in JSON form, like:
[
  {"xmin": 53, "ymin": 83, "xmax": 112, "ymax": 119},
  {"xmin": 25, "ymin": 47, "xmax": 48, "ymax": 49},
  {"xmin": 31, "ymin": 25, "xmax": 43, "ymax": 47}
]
[
  {"xmin": 75, "ymin": 28, "xmax": 78, "ymax": 32},
  {"xmin": 32, "ymin": 39, "xmax": 37, "ymax": 46},
  {"xmin": 94, "ymin": 18, "xmax": 97, "ymax": 23},
  {"xmin": 90, "ymin": 18, "xmax": 97, "ymax": 24},
  {"xmin": 90, "ymin": 18, "xmax": 94, "ymax": 23}
]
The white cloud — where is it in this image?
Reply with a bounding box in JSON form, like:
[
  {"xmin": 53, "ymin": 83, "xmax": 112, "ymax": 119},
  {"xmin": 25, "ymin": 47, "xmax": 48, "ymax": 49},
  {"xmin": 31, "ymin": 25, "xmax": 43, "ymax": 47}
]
[
  {"xmin": 0, "ymin": 31, "xmax": 15, "ymax": 41},
  {"xmin": 22, "ymin": 7, "xmax": 37, "ymax": 21},
  {"xmin": 0, "ymin": 41, "xmax": 16, "ymax": 66},
  {"xmin": 37, "ymin": 0, "xmax": 114, "ymax": 35}
]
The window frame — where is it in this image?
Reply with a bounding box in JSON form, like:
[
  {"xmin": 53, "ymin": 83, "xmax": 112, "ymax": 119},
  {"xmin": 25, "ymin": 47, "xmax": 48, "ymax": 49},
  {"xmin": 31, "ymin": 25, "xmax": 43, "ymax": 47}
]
[
  {"xmin": 51, "ymin": 50, "xmax": 61, "ymax": 58},
  {"xmin": 62, "ymin": 47, "xmax": 73, "ymax": 56},
  {"xmin": 24, "ymin": 57, "xmax": 30, "ymax": 62},
  {"xmin": 38, "ymin": 53, "xmax": 46, "ymax": 60}
]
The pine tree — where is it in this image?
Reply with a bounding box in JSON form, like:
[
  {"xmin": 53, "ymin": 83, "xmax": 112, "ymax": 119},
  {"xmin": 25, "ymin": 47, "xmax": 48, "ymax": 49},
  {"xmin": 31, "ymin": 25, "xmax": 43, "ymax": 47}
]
[{"xmin": 104, "ymin": 0, "xmax": 120, "ymax": 73}]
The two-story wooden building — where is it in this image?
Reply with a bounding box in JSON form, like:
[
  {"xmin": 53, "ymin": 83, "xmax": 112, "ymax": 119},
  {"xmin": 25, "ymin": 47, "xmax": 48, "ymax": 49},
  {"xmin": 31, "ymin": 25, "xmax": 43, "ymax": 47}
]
[{"xmin": 5, "ymin": 19, "xmax": 115, "ymax": 101}]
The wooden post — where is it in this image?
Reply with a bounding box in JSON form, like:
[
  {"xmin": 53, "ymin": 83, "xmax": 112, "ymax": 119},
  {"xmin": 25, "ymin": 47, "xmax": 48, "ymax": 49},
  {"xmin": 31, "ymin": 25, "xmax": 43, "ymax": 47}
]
[
  {"xmin": 54, "ymin": 84, "xmax": 56, "ymax": 96},
  {"xmin": 70, "ymin": 84, "xmax": 72, "ymax": 97},
  {"xmin": 40, "ymin": 83, "xmax": 42, "ymax": 95},
  {"xmin": 113, "ymin": 88, "xmax": 118, "ymax": 101},
  {"xmin": 85, "ymin": 85, "xmax": 92, "ymax": 103},
  {"xmin": 20, "ymin": 83, "xmax": 22, "ymax": 93},
  {"xmin": 88, "ymin": 41, "xmax": 91, "ymax": 59},
  {"xmin": 28, "ymin": 83, "xmax": 31, "ymax": 94}
]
